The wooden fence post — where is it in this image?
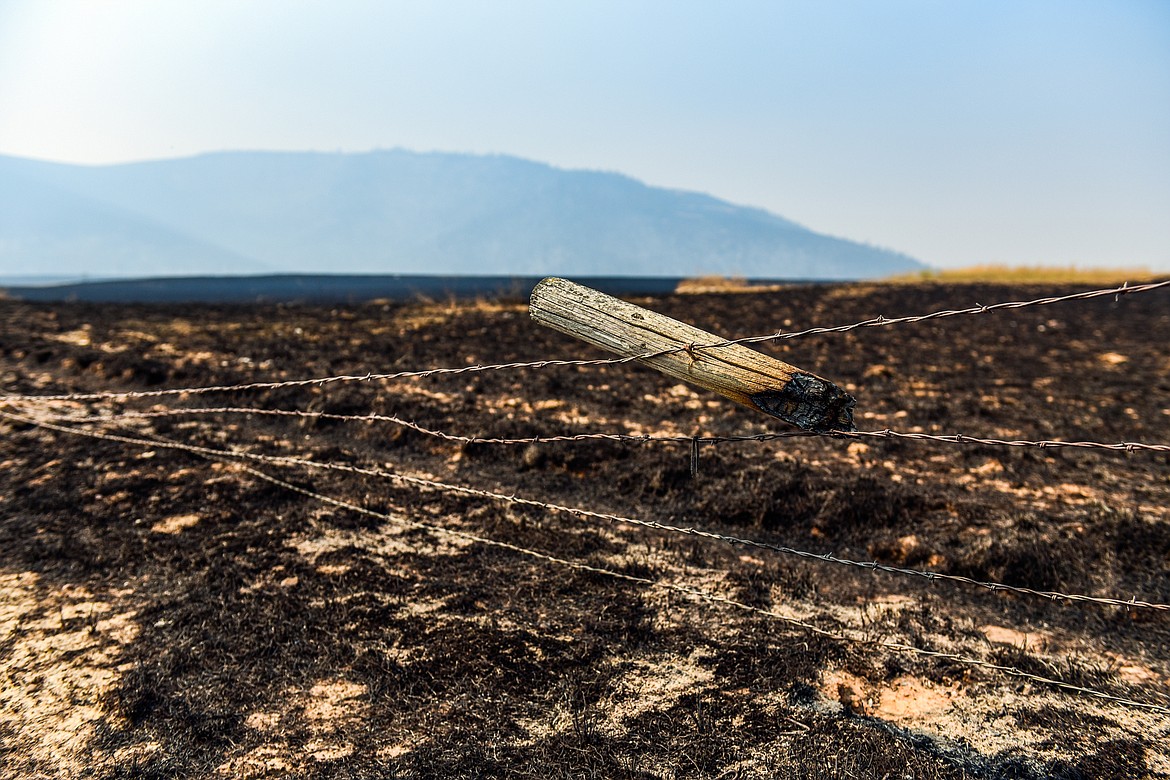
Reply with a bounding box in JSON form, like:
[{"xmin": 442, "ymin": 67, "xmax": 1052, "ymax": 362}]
[{"xmin": 529, "ymin": 278, "xmax": 856, "ymax": 433}]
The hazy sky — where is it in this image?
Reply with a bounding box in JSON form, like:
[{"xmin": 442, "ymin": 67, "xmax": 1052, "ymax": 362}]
[{"xmin": 2, "ymin": 0, "xmax": 1168, "ymax": 270}]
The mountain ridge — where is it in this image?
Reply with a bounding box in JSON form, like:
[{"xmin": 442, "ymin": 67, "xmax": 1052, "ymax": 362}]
[{"xmin": 0, "ymin": 149, "xmax": 926, "ymax": 280}]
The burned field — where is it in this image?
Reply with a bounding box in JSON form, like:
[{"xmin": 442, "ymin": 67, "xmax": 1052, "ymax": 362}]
[{"xmin": 1, "ymin": 281, "xmax": 1169, "ymax": 778}]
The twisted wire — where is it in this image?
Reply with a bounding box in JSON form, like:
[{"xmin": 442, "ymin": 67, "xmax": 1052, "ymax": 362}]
[
  {"xmin": 11, "ymin": 404, "xmax": 1170, "ymax": 454},
  {"xmin": 6, "ymin": 409, "xmax": 1166, "ymax": 612}
]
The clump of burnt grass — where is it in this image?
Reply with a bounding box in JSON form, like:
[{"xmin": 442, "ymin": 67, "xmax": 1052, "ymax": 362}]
[
  {"xmin": 987, "ymin": 744, "xmax": 1153, "ymax": 780},
  {"xmin": 610, "ymin": 447, "xmax": 929, "ymax": 540},
  {"xmin": 1095, "ymin": 505, "xmax": 1170, "ymax": 602},
  {"xmin": 722, "ymin": 558, "xmax": 817, "ymax": 608},
  {"xmin": 952, "ymin": 520, "xmax": 1075, "ymax": 593},
  {"xmin": 94, "ymin": 538, "xmax": 629, "ymax": 775},
  {"xmin": 989, "ymin": 645, "xmax": 1121, "ymax": 695},
  {"xmin": 949, "ymin": 505, "xmax": 1170, "ymax": 603}
]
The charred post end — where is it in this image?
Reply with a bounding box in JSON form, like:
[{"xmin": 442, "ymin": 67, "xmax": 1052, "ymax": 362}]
[{"xmin": 749, "ymin": 373, "xmax": 857, "ymax": 433}]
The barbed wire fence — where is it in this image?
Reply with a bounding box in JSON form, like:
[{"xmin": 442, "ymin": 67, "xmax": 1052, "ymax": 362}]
[
  {"xmin": 6, "ymin": 279, "xmax": 1167, "ymax": 405},
  {"xmin": 3, "ymin": 279, "xmax": 1170, "ymax": 721}
]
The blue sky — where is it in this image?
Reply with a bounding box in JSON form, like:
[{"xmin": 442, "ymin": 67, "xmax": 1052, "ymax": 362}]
[{"xmin": 1, "ymin": 0, "xmax": 1167, "ymax": 270}]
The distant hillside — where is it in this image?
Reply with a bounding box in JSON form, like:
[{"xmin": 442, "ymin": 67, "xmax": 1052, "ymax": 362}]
[{"xmin": 0, "ymin": 150, "xmax": 926, "ymax": 280}]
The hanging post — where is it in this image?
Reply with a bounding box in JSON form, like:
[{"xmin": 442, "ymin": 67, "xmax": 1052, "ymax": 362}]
[{"xmin": 529, "ymin": 278, "xmax": 856, "ymax": 433}]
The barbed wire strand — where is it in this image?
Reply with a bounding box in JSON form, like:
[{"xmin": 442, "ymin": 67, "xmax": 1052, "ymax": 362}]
[
  {"xmin": 5, "ymin": 278, "xmax": 1167, "ymax": 405},
  {"xmin": 5, "ymin": 409, "xmax": 1166, "ymax": 613},
  {"xmin": 176, "ymin": 455, "xmax": 1170, "ymax": 717},
  {"xmin": 11, "ymin": 404, "xmax": 1170, "ymax": 454},
  {"xmin": 718, "ymin": 278, "xmax": 1170, "ymax": 350}
]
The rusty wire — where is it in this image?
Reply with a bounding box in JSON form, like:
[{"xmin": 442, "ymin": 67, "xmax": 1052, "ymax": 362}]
[
  {"xmin": 12, "ymin": 404, "xmax": 1170, "ymax": 455},
  {"xmin": 5, "ymin": 409, "xmax": 1167, "ymax": 613},
  {"xmin": 4, "ymin": 278, "xmax": 1166, "ymax": 405}
]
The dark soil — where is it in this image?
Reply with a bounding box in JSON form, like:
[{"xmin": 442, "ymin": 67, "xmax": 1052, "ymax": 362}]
[{"xmin": 1, "ymin": 281, "xmax": 1169, "ymax": 778}]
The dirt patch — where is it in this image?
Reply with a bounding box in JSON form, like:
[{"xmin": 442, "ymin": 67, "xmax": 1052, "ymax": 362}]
[
  {"xmin": 820, "ymin": 669, "xmax": 956, "ymax": 724},
  {"xmin": 0, "ymin": 570, "xmax": 139, "ymax": 776},
  {"xmin": 981, "ymin": 624, "xmax": 1053, "ymax": 653},
  {"xmin": 150, "ymin": 513, "xmax": 201, "ymax": 535},
  {"xmin": 218, "ymin": 678, "xmax": 369, "ymax": 775}
]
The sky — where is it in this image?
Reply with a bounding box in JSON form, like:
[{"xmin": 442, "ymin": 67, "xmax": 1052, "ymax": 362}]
[{"xmin": 1, "ymin": 0, "xmax": 1168, "ymax": 271}]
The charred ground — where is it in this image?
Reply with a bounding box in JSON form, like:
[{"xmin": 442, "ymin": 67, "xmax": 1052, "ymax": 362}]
[{"xmin": 1, "ymin": 281, "xmax": 1169, "ymax": 778}]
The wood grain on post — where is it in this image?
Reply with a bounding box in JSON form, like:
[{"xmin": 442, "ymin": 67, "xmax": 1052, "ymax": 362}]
[{"xmin": 529, "ymin": 278, "xmax": 856, "ymax": 433}]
